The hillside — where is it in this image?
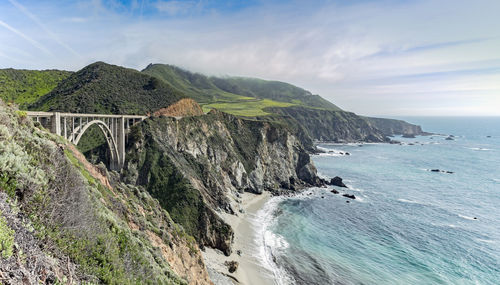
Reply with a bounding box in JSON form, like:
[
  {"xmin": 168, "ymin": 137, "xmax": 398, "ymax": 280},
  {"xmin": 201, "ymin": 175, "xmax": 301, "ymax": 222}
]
[
  {"xmin": 31, "ymin": 62, "xmax": 186, "ymax": 115},
  {"xmin": 265, "ymin": 106, "xmax": 389, "ymax": 142},
  {"xmin": 142, "ymin": 63, "xmax": 341, "ymax": 116},
  {"xmin": 122, "ymin": 109, "xmax": 324, "ymax": 256},
  {"xmin": 0, "ymin": 68, "xmax": 71, "ymax": 108},
  {"xmin": 0, "ymin": 100, "xmax": 211, "ymax": 284}
]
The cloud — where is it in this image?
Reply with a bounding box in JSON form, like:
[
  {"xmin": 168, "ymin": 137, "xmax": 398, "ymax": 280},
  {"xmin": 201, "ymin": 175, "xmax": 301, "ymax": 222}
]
[
  {"xmin": 7, "ymin": 0, "xmax": 81, "ymax": 57},
  {"xmin": 154, "ymin": 0, "xmax": 198, "ymax": 15},
  {"xmin": 0, "ymin": 19, "xmax": 53, "ymax": 56},
  {"xmin": 61, "ymin": 17, "xmax": 89, "ymax": 23},
  {"xmin": 0, "ymin": 0, "xmax": 499, "ymax": 115}
]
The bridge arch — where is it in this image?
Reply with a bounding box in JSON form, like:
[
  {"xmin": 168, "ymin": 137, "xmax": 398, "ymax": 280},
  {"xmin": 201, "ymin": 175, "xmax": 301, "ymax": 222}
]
[
  {"xmin": 26, "ymin": 111, "xmax": 147, "ymax": 171},
  {"xmin": 72, "ymin": 120, "xmax": 120, "ymax": 167}
]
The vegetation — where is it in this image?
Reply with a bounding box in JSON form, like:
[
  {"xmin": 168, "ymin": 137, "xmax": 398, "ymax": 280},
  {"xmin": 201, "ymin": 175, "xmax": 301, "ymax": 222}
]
[
  {"xmin": 202, "ymin": 98, "xmax": 294, "ymax": 116},
  {"xmin": 30, "ymin": 62, "xmax": 186, "ymax": 115},
  {"xmin": 0, "ymin": 99, "xmax": 205, "ymax": 284},
  {"xmin": 0, "ymin": 68, "xmax": 71, "ymax": 108},
  {"xmin": 142, "ymin": 63, "xmax": 341, "ymax": 116},
  {"xmin": 124, "ymin": 120, "xmax": 233, "ymax": 255},
  {"xmin": 0, "ymin": 210, "xmax": 14, "ymax": 258}
]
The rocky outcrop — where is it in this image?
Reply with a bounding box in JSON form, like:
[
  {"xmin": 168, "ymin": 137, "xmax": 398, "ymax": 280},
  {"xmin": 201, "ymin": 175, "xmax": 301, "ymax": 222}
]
[
  {"xmin": 364, "ymin": 117, "xmax": 426, "ymax": 136},
  {"xmin": 343, "ymin": 194, "xmax": 356, "ymax": 199},
  {"xmin": 153, "ymin": 98, "xmax": 204, "ymax": 117},
  {"xmin": 328, "ymin": 176, "xmax": 347, "ymax": 188},
  {"xmin": 122, "ymin": 109, "xmax": 322, "ymax": 254}
]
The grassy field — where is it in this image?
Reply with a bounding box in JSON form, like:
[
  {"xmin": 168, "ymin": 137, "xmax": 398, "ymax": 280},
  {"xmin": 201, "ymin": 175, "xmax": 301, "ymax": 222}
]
[{"xmin": 201, "ymin": 98, "xmax": 295, "ymax": 116}]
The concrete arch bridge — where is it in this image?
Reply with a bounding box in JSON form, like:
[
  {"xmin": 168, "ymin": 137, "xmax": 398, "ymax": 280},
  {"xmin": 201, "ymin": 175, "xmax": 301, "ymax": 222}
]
[{"xmin": 26, "ymin": 111, "xmax": 147, "ymax": 170}]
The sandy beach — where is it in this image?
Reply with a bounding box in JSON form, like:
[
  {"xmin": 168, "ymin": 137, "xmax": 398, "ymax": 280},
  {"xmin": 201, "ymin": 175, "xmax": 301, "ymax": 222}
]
[{"xmin": 203, "ymin": 191, "xmax": 276, "ymax": 285}]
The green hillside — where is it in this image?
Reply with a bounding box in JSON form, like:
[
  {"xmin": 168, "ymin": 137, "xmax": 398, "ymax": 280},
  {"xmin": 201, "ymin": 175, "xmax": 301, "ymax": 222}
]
[
  {"xmin": 0, "ymin": 68, "xmax": 72, "ymax": 108},
  {"xmin": 31, "ymin": 62, "xmax": 186, "ymax": 115},
  {"xmin": 211, "ymin": 77, "xmax": 341, "ymax": 110},
  {"xmin": 142, "ymin": 63, "xmax": 341, "ymax": 116}
]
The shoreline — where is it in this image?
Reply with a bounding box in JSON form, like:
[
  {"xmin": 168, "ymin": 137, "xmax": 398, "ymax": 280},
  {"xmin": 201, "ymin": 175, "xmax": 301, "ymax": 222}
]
[{"xmin": 203, "ymin": 191, "xmax": 277, "ymax": 285}]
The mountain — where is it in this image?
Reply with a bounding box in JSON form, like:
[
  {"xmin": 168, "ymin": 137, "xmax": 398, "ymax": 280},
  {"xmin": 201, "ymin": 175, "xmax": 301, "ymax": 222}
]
[
  {"xmin": 142, "ymin": 63, "xmax": 341, "ymax": 114},
  {"xmin": 210, "ymin": 76, "xmax": 341, "ymax": 110},
  {"xmin": 0, "ymin": 68, "xmax": 71, "ymax": 108},
  {"xmin": 142, "ymin": 63, "xmax": 424, "ymax": 140},
  {"xmin": 30, "ymin": 62, "xmax": 186, "ymax": 115}
]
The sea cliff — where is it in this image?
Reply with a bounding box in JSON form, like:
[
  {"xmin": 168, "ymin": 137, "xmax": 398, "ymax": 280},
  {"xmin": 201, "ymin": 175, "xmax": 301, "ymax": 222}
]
[{"xmin": 121, "ymin": 109, "xmax": 323, "ymax": 256}]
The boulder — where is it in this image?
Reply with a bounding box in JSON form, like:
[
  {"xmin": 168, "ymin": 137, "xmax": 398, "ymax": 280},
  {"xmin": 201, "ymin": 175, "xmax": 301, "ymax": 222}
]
[
  {"xmin": 342, "ymin": 194, "xmax": 356, "ymax": 199},
  {"xmin": 331, "ymin": 189, "xmax": 339, "ymax": 194},
  {"xmin": 402, "ymin": 134, "xmax": 416, "ymax": 138},
  {"xmin": 224, "ymin": 261, "xmax": 239, "ymax": 273},
  {"xmin": 329, "ymin": 176, "xmax": 347, "ymax": 188}
]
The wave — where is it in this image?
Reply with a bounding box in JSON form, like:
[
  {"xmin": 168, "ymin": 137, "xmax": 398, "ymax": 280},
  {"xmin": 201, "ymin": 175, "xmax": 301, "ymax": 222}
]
[
  {"xmin": 254, "ymin": 197, "xmax": 296, "ymax": 285},
  {"xmin": 397, "ymin": 198, "xmax": 424, "ymax": 205},
  {"xmin": 315, "ymin": 146, "xmax": 352, "ymax": 157},
  {"xmin": 476, "ymin": 239, "xmax": 497, "ymax": 244},
  {"xmin": 458, "ymin": 214, "xmax": 477, "ymax": 220},
  {"xmin": 466, "ymin": 147, "xmax": 493, "ymax": 151},
  {"xmin": 348, "ymin": 187, "xmax": 364, "ymax": 192}
]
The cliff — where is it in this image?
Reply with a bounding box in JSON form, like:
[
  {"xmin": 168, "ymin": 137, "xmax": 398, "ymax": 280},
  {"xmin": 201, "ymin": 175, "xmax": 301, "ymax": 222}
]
[
  {"xmin": 266, "ymin": 106, "xmax": 389, "ymax": 142},
  {"xmin": 0, "ymin": 100, "xmax": 211, "ymax": 284},
  {"xmin": 122, "ymin": 110, "xmax": 323, "ymax": 255},
  {"xmin": 364, "ymin": 117, "xmax": 427, "ymax": 136}
]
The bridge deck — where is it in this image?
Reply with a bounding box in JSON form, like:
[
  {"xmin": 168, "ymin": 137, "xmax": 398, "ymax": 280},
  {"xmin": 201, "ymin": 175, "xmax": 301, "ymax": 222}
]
[{"xmin": 26, "ymin": 111, "xmax": 147, "ymax": 119}]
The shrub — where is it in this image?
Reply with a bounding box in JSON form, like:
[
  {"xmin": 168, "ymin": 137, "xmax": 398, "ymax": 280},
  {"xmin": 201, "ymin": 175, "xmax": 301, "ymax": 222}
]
[{"xmin": 0, "ymin": 210, "xmax": 14, "ymax": 259}]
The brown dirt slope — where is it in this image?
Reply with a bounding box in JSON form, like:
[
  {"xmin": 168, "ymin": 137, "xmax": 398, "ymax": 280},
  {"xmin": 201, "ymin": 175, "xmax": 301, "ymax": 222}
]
[{"xmin": 154, "ymin": 98, "xmax": 204, "ymax": 117}]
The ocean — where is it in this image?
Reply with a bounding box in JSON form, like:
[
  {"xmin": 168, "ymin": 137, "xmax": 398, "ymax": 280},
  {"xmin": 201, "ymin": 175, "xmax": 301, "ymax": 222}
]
[{"xmin": 256, "ymin": 117, "xmax": 500, "ymax": 285}]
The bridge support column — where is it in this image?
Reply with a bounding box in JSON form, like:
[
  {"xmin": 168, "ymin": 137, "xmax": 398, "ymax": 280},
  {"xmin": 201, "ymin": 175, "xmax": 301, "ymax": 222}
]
[
  {"xmin": 111, "ymin": 117, "xmax": 126, "ymax": 171},
  {"xmin": 117, "ymin": 116, "xmax": 125, "ymax": 170},
  {"xmin": 51, "ymin": 112, "xmax": 61, "ymax": 136}
]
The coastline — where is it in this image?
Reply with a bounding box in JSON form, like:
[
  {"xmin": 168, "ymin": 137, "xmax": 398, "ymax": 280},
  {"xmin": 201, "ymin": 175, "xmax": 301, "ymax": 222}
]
[{"xmin": 203, "ymin": 191, "xmax": 277, "ymax": 285}]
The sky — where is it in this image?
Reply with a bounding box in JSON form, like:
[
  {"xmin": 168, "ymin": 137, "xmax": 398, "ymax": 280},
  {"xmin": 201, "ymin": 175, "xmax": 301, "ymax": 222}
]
[{"xmin": 0, "ymin": 0, "xmax": 499, "ymax": 116}]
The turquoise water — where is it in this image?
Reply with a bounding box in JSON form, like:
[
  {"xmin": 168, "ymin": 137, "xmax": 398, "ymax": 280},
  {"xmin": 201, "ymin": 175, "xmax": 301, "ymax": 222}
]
[{"xmin": 262, "ymin": 117, "xmax": 500, "ymax": 285}]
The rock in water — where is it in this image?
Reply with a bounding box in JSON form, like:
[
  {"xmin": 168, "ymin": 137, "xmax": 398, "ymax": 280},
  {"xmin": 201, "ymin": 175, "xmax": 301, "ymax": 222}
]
[
  {"xmin": 224, "ymin": 261, "xmax": 239, "ymax": 273},
  {"xmin": 445, "ymin": 136, "xmax": 454, "ymax": 140},
  {"xmin": 343, "ymin": 194, "xmax": 356, "ymax": 199},
  {"xmin": 402, "ymin": 134, "xmax": 416, "ymax": 138},
  {"xmin": 330, "ymin": 176, "xmax": 347, "ymax": 188},
  {"xmin": 331, "ymin": 189, "xmax": 339, "ymax": 194},
  {"xmin": 431, "ymin": 169, "xmax": 440, "ymax": 172}
]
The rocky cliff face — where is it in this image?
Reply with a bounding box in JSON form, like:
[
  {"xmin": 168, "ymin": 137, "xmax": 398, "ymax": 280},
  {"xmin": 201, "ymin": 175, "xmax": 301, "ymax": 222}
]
[
  {"xmin": 0, "ymin": 100, "xmax": 211, "ymax": 284},
  {"xmin": 122, "ymin": 110, "xmax": 322, "ymax": 255},
  {"xmin": 266, "ymin": 106, "xmax": 389, "ymax": 143},
  {"xmin": 364, "ymin": 117, "xmax": 426, "ymax": 136}
]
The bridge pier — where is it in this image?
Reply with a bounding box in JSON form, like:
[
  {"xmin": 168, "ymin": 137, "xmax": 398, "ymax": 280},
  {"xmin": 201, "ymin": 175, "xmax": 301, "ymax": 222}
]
[
  {"xmin": 26, "ymin": 111, "xmax": 147, "ymax": 171},
  {"xmin": 51, "ymin": 112, "xmax": 61, "ymax": 136}
]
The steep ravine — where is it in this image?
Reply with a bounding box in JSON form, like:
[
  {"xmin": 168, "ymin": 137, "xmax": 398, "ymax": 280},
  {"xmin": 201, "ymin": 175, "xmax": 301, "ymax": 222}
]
[{"xmin": 122, "ymin": 110, "xmax": 324, "ymax": 255}]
